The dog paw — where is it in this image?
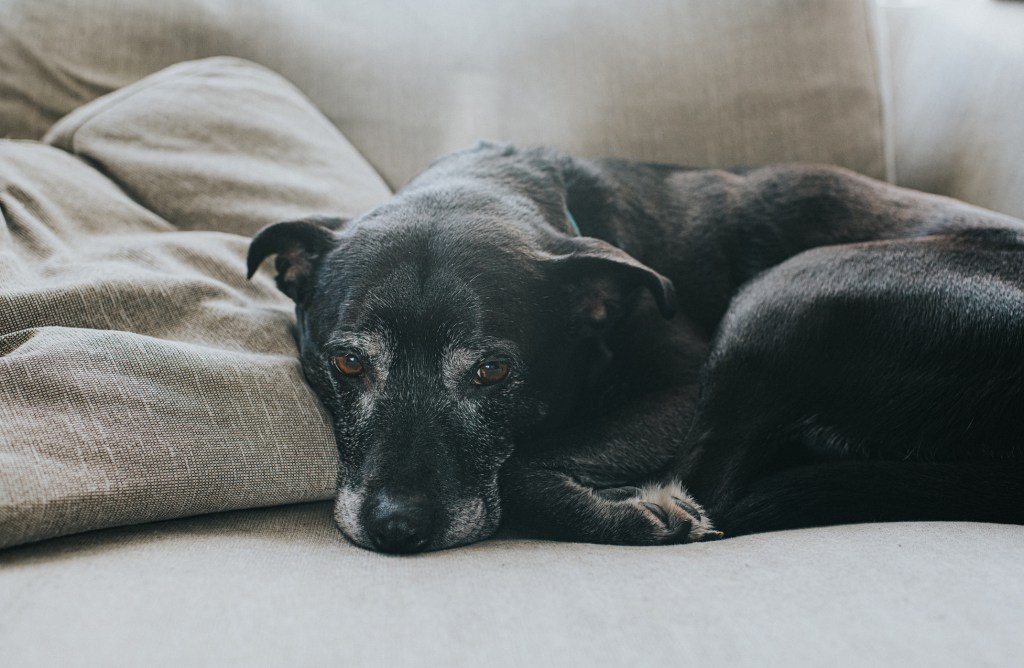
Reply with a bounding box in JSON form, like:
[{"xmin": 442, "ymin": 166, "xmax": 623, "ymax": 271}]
[{"xmin": 594, "ymin": 481, "xmax": 723, "ymax": 545}]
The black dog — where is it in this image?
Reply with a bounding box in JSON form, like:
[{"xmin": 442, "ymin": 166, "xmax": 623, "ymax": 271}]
[{"xmin": 248, "ymin": 142, "xmax": 1024, "ymax": 552}]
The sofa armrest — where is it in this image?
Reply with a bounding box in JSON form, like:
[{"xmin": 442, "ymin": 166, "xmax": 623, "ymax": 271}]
[{"xmin": 880, "ymin": 0, "xmax": 1024, "ymax": 218}]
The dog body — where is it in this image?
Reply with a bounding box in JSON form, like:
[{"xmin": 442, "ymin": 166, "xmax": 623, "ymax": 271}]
[{"xmin": 248, "ymin": 143, "xmax": 1024, "ymax": 552}]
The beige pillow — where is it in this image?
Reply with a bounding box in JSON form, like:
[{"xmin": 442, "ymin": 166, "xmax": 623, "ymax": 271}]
[
  {"xmin": 44, "ymin": 57, "xmax": 391, "ymax": 236},
  {"xmin": 0, "ymin": 58, "xmax": 391, "ymax": 549}
]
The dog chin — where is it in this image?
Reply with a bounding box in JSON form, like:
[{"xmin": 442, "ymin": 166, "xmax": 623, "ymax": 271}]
[
  {"xmin": 332, "ymin": 486, "xmax": 372, "ymax": 549},
  {"xmin": 331, "ymin": 489, "xmax": 502, "ymax": 553},
  {"xmin": 440, "ymin": 496, "xmax": 502, "ymax": 548}
]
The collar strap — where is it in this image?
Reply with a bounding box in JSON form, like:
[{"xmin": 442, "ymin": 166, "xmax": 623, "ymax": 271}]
[{"xmin": 565, "ymin": 207, "xmax": 582, "ymax": 237}]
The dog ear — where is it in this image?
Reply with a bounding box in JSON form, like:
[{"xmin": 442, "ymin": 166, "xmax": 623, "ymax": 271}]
[
  {"xmin": 246, "ymin": 217, "xmax": 342, "ymax": 301},
  {"xmin": 546, "ymin": 237, "xmax": 676, "ymax": 335}
]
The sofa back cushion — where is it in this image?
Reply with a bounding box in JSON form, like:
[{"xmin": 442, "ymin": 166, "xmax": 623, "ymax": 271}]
[{"xmin": 0, "ymin": 0, "xmax": 887, "ymax": 187}]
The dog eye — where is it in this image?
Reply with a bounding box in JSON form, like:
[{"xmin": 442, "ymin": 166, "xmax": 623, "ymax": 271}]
[
  {"xmin": 473, "ymin": 361, "xmax": 510, "ymax": 386},
  {"xmin": 334, "ymin": 353, "xmax": 365, "ymax": 377}
]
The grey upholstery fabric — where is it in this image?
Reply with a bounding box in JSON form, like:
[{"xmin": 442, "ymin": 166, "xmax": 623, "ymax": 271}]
[
  {"xmin": 0, "ymin": 0, "xmax": 888, "ymax": 187},
  {"xmin": 2, "ymin": 503, "xmax": 1022, "ymax": 667},
  {"xmin": 0, "ymin": 59, "xmax": 391, "ymax": 549},
  {"xmin": 880, "ymin": 0, "xmax": 1024, "ymax": 219}
]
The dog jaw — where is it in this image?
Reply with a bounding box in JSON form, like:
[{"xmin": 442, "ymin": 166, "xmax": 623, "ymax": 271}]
[
  {"xmin": 333, "ymin": 485, "xmax": 371, "ymax": 548},
  {"xmin": 332, "ymin": 484, "xmax": 502, "ymax": 552}
]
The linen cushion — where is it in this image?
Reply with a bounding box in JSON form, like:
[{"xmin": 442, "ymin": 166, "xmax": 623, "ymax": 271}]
[
  {"xmin": 44, "ymin": 57, "xmax": 390, "ymax": 235},
  {"xmin": 0, "ymin": 58, "xmax": 390, "ymax": 549}
]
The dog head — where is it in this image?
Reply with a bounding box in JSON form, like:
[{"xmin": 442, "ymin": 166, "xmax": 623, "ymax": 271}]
[{"xmin": 247, "ymin": 142, "xmax": 675, "ymax": 552}]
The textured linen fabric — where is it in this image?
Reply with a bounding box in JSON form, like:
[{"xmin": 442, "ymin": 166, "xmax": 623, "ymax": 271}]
[
  {"xmin": 2, "ymin": 504, "xmax": 1022, "ymax": 668},
  {"xmin": 0, "ymin": 0, "xmax": 888, "ymax": 187},
  {"xmin": 0, "ymin": 59, "xmax": 392, "ymax": 549},
  {"xmin": 44, "ymin": 57, "xmax": 392, "ymax": 236}
]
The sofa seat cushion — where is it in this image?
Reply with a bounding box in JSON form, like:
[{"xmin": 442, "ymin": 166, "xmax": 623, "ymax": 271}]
[{"xmin": 1, "ymin": 505, "xmax": 1021, "ymax": 667}]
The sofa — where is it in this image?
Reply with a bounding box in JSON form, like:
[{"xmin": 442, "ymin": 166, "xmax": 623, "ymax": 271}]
[{"xmin": 1, "ymin": 1, "xmax": 1023, "ymax": 666}]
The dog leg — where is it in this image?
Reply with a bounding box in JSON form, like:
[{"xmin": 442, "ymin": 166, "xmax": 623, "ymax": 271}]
[
  {"xmin": 502, "ymin": 461, "xmax": 722, "ymax": 544},
  {"xmin": 500, "ymin": 386, "xmax": 723, "ymax": 544},
  {"xmin": 719, "ymin": 461, "xmax": 1024, "ymax": 535}
]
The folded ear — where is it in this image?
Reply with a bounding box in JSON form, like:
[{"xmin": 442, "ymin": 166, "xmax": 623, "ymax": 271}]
[
  {"xmin": 246, "ymin": 217, "xmax": 342, "ymax": 301},
  {"xmin": 545, "ymin": 237, "xmax": 676, "ymax": 335}
]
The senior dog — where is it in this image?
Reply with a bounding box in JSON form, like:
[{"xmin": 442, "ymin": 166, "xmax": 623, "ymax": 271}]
[{"xmin": 248, "ymin": 142, "xmax": 1024, "ymax": 553}]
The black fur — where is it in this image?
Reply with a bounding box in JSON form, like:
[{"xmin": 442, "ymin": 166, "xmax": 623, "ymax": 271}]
[
  {"xmin": 677, "ymin": 228, "xmax": 1024, "ymax": 535},
  {"xmin": 247, "ymin": 142, "xmax": 1024, "ymax": 551}
]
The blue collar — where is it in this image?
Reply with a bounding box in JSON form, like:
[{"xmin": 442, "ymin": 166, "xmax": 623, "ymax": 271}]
[{"xmin": 565, "ymin": 207, "xmax": 582, "ymax": 237}]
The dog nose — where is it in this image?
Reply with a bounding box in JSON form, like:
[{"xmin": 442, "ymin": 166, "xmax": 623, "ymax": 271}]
[{"xmin": 365, "ymin": 493, "xmax": 435, "ymax": 553}]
